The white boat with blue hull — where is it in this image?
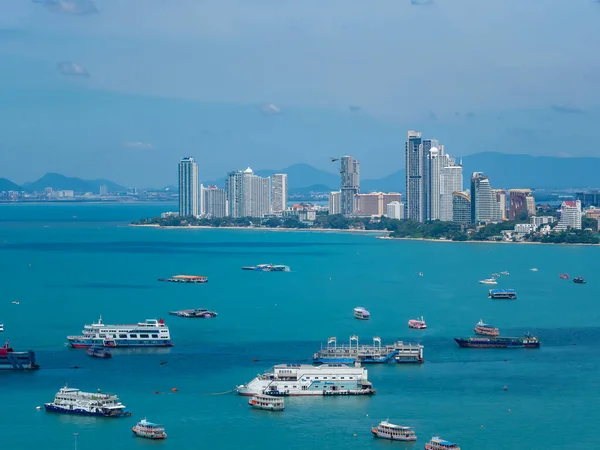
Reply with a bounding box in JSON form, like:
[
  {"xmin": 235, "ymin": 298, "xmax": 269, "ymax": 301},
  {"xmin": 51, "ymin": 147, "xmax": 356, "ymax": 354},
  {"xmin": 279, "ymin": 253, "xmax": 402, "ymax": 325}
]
[
  {"xmin": 44, "ymin": 385, "xmax": 131, "ymax": 417},
  {"xmin": 313, "ymin": 336, "xmax": 424, "ymax": 364},
  {"xmin": 67, "ymin": 316, "xmax": 172, "ymax": 348}
]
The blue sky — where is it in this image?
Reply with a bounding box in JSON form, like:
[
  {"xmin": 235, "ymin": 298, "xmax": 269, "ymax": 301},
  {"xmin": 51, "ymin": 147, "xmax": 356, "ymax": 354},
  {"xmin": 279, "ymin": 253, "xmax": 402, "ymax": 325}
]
[{"xmin": 1, "ymin": 0, "xmax": 600, "ymax": 186}]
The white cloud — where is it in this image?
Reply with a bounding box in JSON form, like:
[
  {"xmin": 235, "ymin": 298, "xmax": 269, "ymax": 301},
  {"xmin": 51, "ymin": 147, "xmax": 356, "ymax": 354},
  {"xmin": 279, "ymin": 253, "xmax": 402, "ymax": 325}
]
[
  {"xmin": 123, "ymin": 141, "xmax": 154, "ymax": 150},
  {"xmin": 259, "ymin": 103, "xmax": 281, "ymax": 115}
]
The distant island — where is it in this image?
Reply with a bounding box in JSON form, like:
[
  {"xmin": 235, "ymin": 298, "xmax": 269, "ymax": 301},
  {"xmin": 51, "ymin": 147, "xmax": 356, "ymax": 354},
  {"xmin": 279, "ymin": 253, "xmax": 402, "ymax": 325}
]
[{"xmin": 132, "ymin": 214, "xmax": 600, "ymax": 245}]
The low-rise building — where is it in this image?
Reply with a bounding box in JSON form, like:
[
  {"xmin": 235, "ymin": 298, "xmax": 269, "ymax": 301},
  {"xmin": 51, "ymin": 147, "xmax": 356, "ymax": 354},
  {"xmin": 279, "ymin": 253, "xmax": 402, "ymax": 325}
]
[
  {"xmin": 530, "ymin": 216, "xmax": 555, "ymax": 227},
  {"xmin": 514, "ymin": 223, "xmax": 536, "ymax": 234}
]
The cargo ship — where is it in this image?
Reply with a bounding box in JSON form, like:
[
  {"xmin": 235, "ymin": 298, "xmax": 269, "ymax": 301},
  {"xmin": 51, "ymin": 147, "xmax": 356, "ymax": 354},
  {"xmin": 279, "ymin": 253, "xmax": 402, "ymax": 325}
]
[
  {"xmin": 67, "ymin": 316, "xmax": 172, "ymax": 348},
  {"xmin": 0, "ymin": 341, "xmax": 39, "ymax": 370},
  {"xmin": 488, "ymin": 289, "xmax": 517, "ymax": 300},
  {"xmin": 313, "ymin": 336, "xmax": 424, "ymax": 364},
  {"xmin": 454, "ymin": 335, "xmax": 540, "ymax": 349}
]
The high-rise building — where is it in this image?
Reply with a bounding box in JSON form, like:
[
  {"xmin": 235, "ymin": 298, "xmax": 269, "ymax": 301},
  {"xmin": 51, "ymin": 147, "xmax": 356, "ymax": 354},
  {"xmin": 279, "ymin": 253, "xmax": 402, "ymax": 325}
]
[
  {"xmin": 340, "ymin": 156, "xmax": 360, "ymax": 215},
  {"xmin": 440, "ymin": 163, "xmax": 463, "ymax": 221},
  {"xmin": 271, "ymin": 174, "xmax": 288, "ymax": 212},
  {"xmin": 493, "ymin": 189, "xmax": 507, "ymax": 221},
  {"xmin": 99, "ymin": 184, "xmax": 108, "ymax": 196},
  {"xmin": 470, "ymin": 172, "xmax": 502, "ymax": 224},
  {"xmin": 555, "ymin": 200, "xmax": 582, "ymax": 231},
  {"xmin": 386, "ymin": 201, "xmax": 404, "ymax": 220},
  {"xmin": 452, "ymin": 192, "xmax": 471, "ymax": 224},
  {"xmin": 427, "ymin": 147, "xmax": 442, "ymax": 220},
  {"xmin": 178, "ymin": 156, "xmax": 200, "ymax": 217},
  {"xmin": 329, "ymin": 191, "xmax": 341, "ymax": 214},
  {"xmin": 203, "ymin": 185, "xmax": 227, "ymax": 218},
  {"xmin": 226, "ymin": 168, "xmax": 271, "ymax": 218},
  {"xmin": 405, "ymin": 131, "xmax": 423, "ymax": 221},
  {"xmin": 508, "ymin": 189, "xmax": 535, "ymax": 220}
]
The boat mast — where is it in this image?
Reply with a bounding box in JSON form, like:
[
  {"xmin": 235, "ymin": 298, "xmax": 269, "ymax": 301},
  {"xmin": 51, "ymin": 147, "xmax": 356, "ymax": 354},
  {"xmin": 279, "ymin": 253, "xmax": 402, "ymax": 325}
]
[{"xmin": 73, "ymin": 433, "xmax": 79, "ymax": 450}]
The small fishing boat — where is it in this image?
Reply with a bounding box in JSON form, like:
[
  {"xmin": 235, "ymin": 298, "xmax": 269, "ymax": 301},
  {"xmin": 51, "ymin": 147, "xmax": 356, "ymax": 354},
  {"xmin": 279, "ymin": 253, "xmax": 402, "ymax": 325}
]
[
  {"xmin": 425, "ymin": 436, "xmax": 461, "ymax": 449},
  {"xmin": 559, "ymin": 273, "xmax": 570, "ymax": 279},
  {"xmin": 86, "ymin": 346, "xmax": 112, "ymax": 358},
  {"xmin": 474, "ymin": 319, "xmax": 499, "ymax": 337},
  {"xmin": 500, "ymin": 271, "xmax": 510, "ymax": 276},
  {"xmin": 479, "ymin": 278, "xmax": 497, "ymax": 285},
  {"xmin": 354, "ymin": 307, "xmax": 370, "ymax": 320},
  {"xmin": 573, "ymin": 276, "xmax": 586, "ymax": 284},
  {"xmin": 371, "ymin": 421, "xmax": 416, "ymax": 441},
  {"xmin": 491, "ymin": 273, "xmax": 500, "ymax": 278},
  {"xmin": 530, "ymin": 268, "xmax": 538, "ymax": 272},
  {"xmin": 11, "ymin": 301, "xmax": 19, "ymax": 305},
  {"xmin": 408, "ymin": 316, "xmax": 427, "ymax": 329},
  {"xmin": 248, "ymin": 394, "xmax": 284, "ymax": 411},
  {"xmin": 132, "ymin": 419, "xmax": 167, "ymax": 439}
]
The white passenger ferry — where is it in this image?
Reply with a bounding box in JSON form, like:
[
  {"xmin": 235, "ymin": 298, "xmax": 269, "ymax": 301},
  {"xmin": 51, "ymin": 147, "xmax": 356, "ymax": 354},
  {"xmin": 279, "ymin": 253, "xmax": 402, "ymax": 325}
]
[
  {"xmin": 248, "ymin": 394, "xmax": 285, "ymax": 411},
  {"xmin": 44, "ymin": 385, "xmax": 130, "ymax": 417},
  {"xmin": 67, "ymin": 316, "xmax": 172, "ymax": 348},
  {"xmin": 236, "ymin": 363, "xmax": 375, "ymax": 396},
  {"xmin": 371, "ymin": 421, "xmax": 417, "ymax": 441}
]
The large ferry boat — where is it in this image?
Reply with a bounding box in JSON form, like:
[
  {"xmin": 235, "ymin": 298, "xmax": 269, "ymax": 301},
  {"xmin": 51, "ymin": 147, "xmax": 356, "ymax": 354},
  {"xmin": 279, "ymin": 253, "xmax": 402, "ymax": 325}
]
[
  {"xmin": 44, "ymin": 385, "xmax": 131, "ymax": 417},
  {"xmin": 0, "ymin": 341, "xmax": 39, "ymax": 370},
  {"xmin": 313, "ymin": 336, "xmax": 424, "ymax": 364},
  {"xmin": 236, "ymin": 363, "xmax": 375, "ymax": 396},
  {"xmin": 454, "ymin": 335, "xmax": 540, "ymax": 349},
  {"xmin": 425, "ymin": 436, "xmax": 461, "ymax": 449},
  {"xmin": 474, "ymin": 319, "xmax": 499, "ymax": 336},
  {"xmin": 67, "ymin": 316, "xmax": 172, "ymax": 348},
  {"xmin": 371, "ymin": 421, "xmax": 417, "ymax": 441}
]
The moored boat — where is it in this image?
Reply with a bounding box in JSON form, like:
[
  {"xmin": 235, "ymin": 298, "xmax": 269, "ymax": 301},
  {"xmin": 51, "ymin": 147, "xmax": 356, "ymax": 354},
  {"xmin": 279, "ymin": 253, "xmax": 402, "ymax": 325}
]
[
  {"xmin": 371, "ymin": 421, "xmax": 416, "ymax": 441},
  {"xmin": 425, "ymin": 436, "xmax": 461, "ymax": 449},
  {"xmin": 242, "ymin": 264, "xmax": 290, "ymax": 272},
  {"xmin": 86, "ymin": 346, "xmax": 112, "ymax": 358},
  {"xmin": 132, "ymin": 419, "xmax": 167, "ymax": 439},
  {"xmin": 236, "ymin": 363, "xmax": 375, "ymax": 396},
  {"xmin": 169, "ymin": 308, "xmax": 217, "ymax": 318},
  {"xmin": 67, "ymin": 316, "xmax": 172, "ymax": 348},
  {"xmin": 479, "ymin": 278, "xmax": 497, "ymax": 285},
  {"xmin": 354, "ymin": 307, "xmax": 370, "ymax": 320},
  {"xmin": 500, "ymin": 271, "xmax": 510, "ymax": 276},
  {"xmin": 454, "ymin": 335, "xmax": 540, "ymax": 349},
  {"xmin": 313, "ymin": 336, "xmax": 424, "ymax": 364},
  {"xmin": 559, "ymin": 273, "xmax": 569, "ymax": 279},
  {"xmin": 573, "ymin": 276, "xmax": 586, "ymax": 284},
  {"xmin": 0, "ymin": 323, "xmax": 3, "ymax": 332},
  {"xmin": 44, "ymin": 385, "xmax": 131, "ymax": 417},
  {"xmin": 248, "ymin": 394, "xmax": 285, "ymax": 411},
  {"xmin": 408, "ymin": 316, "xmax": 427, "ymax": 329},
  {"xmin": 474, "ymin": 319, "xmax": 499, "ymax": 336},
  {"xmin": 158, "ymin": 275, "xmax": 207, "ymax": 283},
  {"xmin": 488, "ymin": 289, "xmax": 517, "ymax": 300},
  {"xmin": 0, "ymin": 341, "xmax": 39, "ymax": 370}
]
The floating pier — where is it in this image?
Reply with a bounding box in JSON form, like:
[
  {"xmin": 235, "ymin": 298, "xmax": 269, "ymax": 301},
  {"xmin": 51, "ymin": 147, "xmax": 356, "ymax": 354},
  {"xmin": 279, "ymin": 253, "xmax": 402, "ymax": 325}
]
[{"xmin": 313, "ymin": 336, "xmax": 424, "ymax": 364}]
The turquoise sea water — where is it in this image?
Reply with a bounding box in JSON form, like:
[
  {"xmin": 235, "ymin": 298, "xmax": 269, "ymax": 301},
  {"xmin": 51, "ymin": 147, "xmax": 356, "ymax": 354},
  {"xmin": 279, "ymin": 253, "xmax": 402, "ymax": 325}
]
[{"xmin": 1, "ymin": 203, "xmax": 599, "ymax": 449}]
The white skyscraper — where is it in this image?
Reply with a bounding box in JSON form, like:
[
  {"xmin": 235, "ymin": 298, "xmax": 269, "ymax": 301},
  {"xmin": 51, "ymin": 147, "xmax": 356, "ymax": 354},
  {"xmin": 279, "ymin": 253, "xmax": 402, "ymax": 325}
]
[
  {"xmin": 555, "ymin": 200, "xmax": 582, "ymax": 231},
  {"xmin": 271, "ymin": 174, "xmax": 288, "ymax": 212},
  {"xmin": 178, "ymin": 156, "xmax": 200, "ymax": 217},
  {"xmin": 329, "ymin": 191, "xmax": 341, "ymax": 214},
  {"xmin": 203, "ymin": 186, "xmax": 227, "ymax": 218},
  {"xmin": 226, "ymin": 168, "xmax": 271, "ymax": 218},
  {"xmin": 440, "ymin": 162, "xmax": 463, "ymax": 222},
  {"xmin": 471, "ymin": 172, "xmax": 502, "ymax": 223},
  {"xmin": 427, "ymin": 147, "xmax": 442, "ymax": 220}
]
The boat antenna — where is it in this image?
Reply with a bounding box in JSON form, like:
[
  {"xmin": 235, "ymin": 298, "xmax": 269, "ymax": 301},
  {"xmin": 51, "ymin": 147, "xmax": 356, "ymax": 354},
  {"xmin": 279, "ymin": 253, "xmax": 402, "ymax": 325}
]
[{"xmin": 73, "ymin": 433, "xmax": 79, "ymax": 450}]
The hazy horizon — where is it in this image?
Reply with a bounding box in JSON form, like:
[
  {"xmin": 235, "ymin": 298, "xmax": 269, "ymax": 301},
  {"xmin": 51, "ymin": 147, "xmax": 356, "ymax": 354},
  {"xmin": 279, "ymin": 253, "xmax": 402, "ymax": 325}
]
[{"xmin": 1, "ymin": 0, "xmax": 600, "ymax": 186}]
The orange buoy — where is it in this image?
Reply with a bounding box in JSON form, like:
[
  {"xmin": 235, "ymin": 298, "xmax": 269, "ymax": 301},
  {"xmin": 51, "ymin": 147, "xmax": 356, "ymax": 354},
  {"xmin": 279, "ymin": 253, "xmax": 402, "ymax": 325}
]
[{"xmin": 171, "ymin": 388, "xmax": 178, "ymax": 392}]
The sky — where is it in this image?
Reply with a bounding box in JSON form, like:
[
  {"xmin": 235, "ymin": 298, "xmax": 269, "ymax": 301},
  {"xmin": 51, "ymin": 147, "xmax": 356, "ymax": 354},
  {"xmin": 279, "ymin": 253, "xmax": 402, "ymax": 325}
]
[{"xmin": 1, "ymin": 0, "xmax": 600, "ymax": 187}]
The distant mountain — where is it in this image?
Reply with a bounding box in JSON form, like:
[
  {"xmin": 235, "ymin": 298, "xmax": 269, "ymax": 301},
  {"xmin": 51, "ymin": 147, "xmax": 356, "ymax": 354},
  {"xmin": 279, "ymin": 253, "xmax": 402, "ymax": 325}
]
[
  {"xmin": 288, "ymin": 184, "xmax": 334, "ymax": 196},
  {"xmin": 460, "ymin": 153, "xmax": 600, "ymax": 189},
  {"xmin": 22, "ymin": 173, "xmax": 127, "ymax": 193},
  {"xmin": 0, "ymin": 177, "xmax": 21, "ymax": 191}
]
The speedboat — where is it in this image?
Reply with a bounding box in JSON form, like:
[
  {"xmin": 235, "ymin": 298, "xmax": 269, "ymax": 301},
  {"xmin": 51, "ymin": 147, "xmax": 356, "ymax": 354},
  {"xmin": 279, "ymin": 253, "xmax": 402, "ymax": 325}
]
[
  {"xmin": 425, "ymin": 436, "xmax": 461, "ymax": 449},
  {"xmin": 132, "ymin": 419, "xmax": 167, "ymax": 439},
  {"xmin": 530, "ymin": 268, "xmax": 538, "ymax": 272},
  {"xmin": 354, "ymin": 307, "xmax": 370, "ymax": 320},
  {"xmin": 573, "ymin": 276, "xmax": 586, "ymax": 284},
  {"xmin": 11, "ymin": 301, "xmax": 19, "ymax": 305},
  {"xmin": 474, "ymin": 319, "xmax": 499, "ymax": 337},
  {"xmin": 479, "ymin": 278, "xmax": 497, "ymax": 285},
  {"xmin": 408, "ymin": 316, "xmax": 427, "ymax": 329},
  {"xmin": 491, "ymin": 273, "xmax": 500, "ymax": 278},
  {"xmin": 371, "ymin": 421, "xmax": 416, "ymax": 441}
]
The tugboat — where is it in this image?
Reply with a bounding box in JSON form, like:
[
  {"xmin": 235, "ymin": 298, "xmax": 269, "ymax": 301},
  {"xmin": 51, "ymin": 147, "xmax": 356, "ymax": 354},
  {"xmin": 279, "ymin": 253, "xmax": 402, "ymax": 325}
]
[
  {"xmin": 408, "ymin": 316, "xmax": 427, "ymax": 329},
  {"xmin": 371, "ymin": 421, "xmax": 417, "ymax": 441},
  {"xmin": 474, "ymin": 319, "xmax": 499, "ymax": 336},
  {"xmin": 573, "ymin": 276, "xmax": 586, "ymax": 284},
  {"xmin": 248, "ymin": 394, "xmax": 284, "ymax": 411},
  {"xmin": 425, "ymin": 436, "xmax": 461, "ymax": 449},
  {"xmin": 132, "ymin": 419, "xmax": 167, "ymax": 439},
  {"xmin": 86, "ymin": 346, "xmax": 112, "ymax": 358},
  {"xmin": 354, "ymin": 307, "xmax": 371, "ymax": 320}
]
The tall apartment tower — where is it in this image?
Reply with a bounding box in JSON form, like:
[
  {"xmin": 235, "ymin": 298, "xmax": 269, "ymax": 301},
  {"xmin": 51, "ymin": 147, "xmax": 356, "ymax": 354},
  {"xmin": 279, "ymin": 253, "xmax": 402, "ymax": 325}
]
[
  {"xmin": 426, "ymin": 147, "xmax": 442, "ymax": 220},
  {"xmin": 329, "ymin": 191, "xmax": 341, "ymax": 214},
  {"xmin": 203, "ymin": 186, "xmax": 227, "ymax": 218},
  {"xmin": 226, "ymin": 168, "xmax": 271, "ymax": 218},
  {"xmin": 340, "ymin": 156, "xmax": 360, "ymax": 215},
  {"xmin": 178, "ymin": 156, "xmax": 200, "ymax": 217},
  {"xmin": 271, "ymin": 174, "xmax": 288, "ymax": 213},
  {"xmin": 470, "ymin": 172, "xmax": 502, "ymax": 224},
  {"xmin": 405, "ymin": 131, "xmax": 423, "ymax": 221},
  {"xmin": 440, "ymin": 163, "xmax": 463, "ymax": 221}
]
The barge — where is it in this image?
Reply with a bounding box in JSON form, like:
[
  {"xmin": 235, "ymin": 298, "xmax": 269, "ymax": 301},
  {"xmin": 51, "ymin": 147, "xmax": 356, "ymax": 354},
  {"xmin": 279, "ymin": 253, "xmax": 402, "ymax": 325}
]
[
  {"xmin": 0, "ymin": 341, "xmax": 39, "ymax": 370},
  {"xmin": 454, "ymin": 335, "xmax": 540, "ymax": 349},
  {"xmin": 313, "ymin": 336, "xmax": 424, "ymax": 364},
  {"xmin": 158, "ymin": 275, "xmax": 208, "ymax": 283},
  {"xmin": 488, "ymin": 289, "xmax": 517, "ymax": 300}
]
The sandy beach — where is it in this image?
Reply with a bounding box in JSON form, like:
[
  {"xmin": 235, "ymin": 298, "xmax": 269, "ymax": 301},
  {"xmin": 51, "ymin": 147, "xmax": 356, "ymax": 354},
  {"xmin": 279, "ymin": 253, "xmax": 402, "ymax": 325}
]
[{"xmin": 130, "ymin": 224, "xmax": 387, "ymax": 235}]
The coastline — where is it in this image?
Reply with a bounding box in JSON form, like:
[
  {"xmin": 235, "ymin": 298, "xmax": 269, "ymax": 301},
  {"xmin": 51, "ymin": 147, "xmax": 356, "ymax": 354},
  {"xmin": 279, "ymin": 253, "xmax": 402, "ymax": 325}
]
[
  {"xmin": 379, "ymin": 236, "xmax": 600, "ymax": 246},
  {"xmin": 129, "ymin": 224, "xmax": 387, "ymax": 235}
]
